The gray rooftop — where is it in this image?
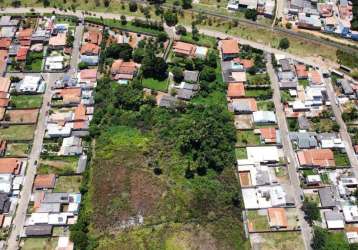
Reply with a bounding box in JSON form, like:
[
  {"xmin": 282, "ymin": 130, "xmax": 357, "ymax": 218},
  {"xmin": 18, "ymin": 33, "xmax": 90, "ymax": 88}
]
[
  {"xmin": 279, "ymin": 59, "xmax": 291, "ymax": 72},
  {"xmin": 25, "ymin": 225, "xmax": 53, "ymax": 236},
  {"xmin": 37, "ymin": 202, "xmax": 61, "ymax": 213},
  {"xmin": 318, "ymin": 186, "xmax": 339, "ymax": 208},
  {"xmin": 183, "ymin": 70, "xmax": 199, "ymax": 83},
  {"xmin": 298, "ymin": 116, "xmax": 310, "ymax": 130},
  {"xmin": 158, "ymin": 95, "xmax": 178, "ymax": 108},
  {"xmin": 256, "ymin": 169, "xmax": 270, "ymax": 185},
  {"xmin": 177, "ymin": 88, "xmax": 195, "ymax": 100},
  {"xmin": 324, "ymin": 210, "xmax": 343, "ymax": 221},
  {"xmin": 43, "ymin": 192, "xmax": 69, "ymax": 204},
  {"xmin": 339, "ymin": 79, "xmax": 354, "ymax": 95},
  {"xmin": 289, "ymin": 132, "xmax": 317, "ymax": 149},
  {"xmin": 0, "ymin": 16, "xmax": 19, "ymax": 27}
]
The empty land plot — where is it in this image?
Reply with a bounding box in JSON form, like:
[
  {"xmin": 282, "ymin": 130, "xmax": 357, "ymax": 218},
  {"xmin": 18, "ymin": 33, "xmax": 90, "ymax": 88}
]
[
  {"xmin": 252, "ymin": 232, "xmax": 305, "ymax": 250},
  {"xmin": 21, "ymin": 237, "xmax": 58, "ymax": 250},
  {"xmin": 10, "ymin": 95, "xmax": 43, "ymax": 108},
  {"xmin": 38, "ymin": 156, "xmax": 79, "ymax": 175},
  {"xmin": 54, "ymin": 175, "xmax": 83, "ymax": 192},
  {"xmin": 5, "ymin": 109, "xmax": 39, "ymax": 123},
  {"xmin": 236, "ymin": 130, "xmax": 260, "ymax": 146},
  {"xmin": 247, "ymin": 210, "xmax": 269, "ymax": 232},
  {"xmin": 5, "ymin": 143, "xmax": 30, "ymax": 157},
  {"xmin": 236, "ymin": 148, "xmax": 247, "ymax": 159},
  {"xmin": 0, "ymin": 125, "xmax": 35, "ymax": 140}
]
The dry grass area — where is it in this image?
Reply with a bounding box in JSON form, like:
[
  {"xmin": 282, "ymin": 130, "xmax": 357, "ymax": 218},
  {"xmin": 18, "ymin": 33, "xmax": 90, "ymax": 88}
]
[{"xmin": 5, "ymin": 109, "xmax": 39, "ymax": 123}]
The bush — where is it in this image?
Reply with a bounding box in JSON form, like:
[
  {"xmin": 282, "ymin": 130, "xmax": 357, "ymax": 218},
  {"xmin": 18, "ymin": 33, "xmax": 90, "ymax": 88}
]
[
  {"xmin": 176, "ymin": 25, "xmax": 187, "ymax": 35},
  {"xmin": 245, "ymin": 9, "xmax": 257, "ymax": 21},
  {"xmin": 285, "ymin": 22, "xmax": 292, "ymax": 29},
  {"xmin": 278, "ymin": 38, "xmax": 290, "ymax": 49},
  {"xmin": 302, "ymin": 199, "xmax": 320, "ymax": 224},
  {"xmin": 129, "ymin": 1, "xmax": 137, "ymax": 12},
  {"xmin": 172, "ymin": 66, "xmax": 184, "ymax": 83},
  {"xmin": 164, "ymin": 11, "xmax": 178, "ymax": 26},
  {"xmin": 78, "ymin": 61, "xmax": 89, "ymax": 70},
  {"xmin": 200, "ymin": 66, "xmax": 216, "ymax": 82}
]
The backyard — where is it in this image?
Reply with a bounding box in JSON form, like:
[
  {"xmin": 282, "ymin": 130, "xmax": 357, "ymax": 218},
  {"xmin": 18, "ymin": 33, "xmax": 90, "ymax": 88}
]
[
  {"xmin": 245, "ymin": 88, "xmax": 272, "ymax": 100},
  {"xmin": 247, "ymin": 73, "xmax": 270, "ymax": 86},
  {"xmin": 142, "ymin": 78, "xmax": 169, "ymax": 92},
  {"xmin": 253, "ymin": 232, "xmax": 305, "ymax": 250},
  {"xmin": 21, "ymin": 237, "xmax": 58, "ymax": 250},
  {"xmin": 54, "ymin": 176, "xmax": 83, "ymax": 192},
  {"xmin": 333, "ymin": 151, "xmax": 350, "ymax": 166},
  {"xmin": 38, "ymin": 156, "xmax": 79, "ymax": 175},
  {"xmin": 25, "ymin": 51, "xmax": 44, "ymax": 72},
  {"xmin": 247, "ymin": 210, "xmax": 269, "ymax": 232},
  {"xmin": 10, "ymin": 95, "xmax": 43, "ymax": 108},
  {"xmin": 257, "ymin": 100, "xmax": 275, "ymax": 111},
  {"xmin": 0, "ymin": 125, "xmax": 35, "ymax": 141}
]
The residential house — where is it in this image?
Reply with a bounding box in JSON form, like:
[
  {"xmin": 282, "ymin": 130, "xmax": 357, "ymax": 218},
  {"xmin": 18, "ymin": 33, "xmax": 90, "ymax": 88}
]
[
  {"xmin": 318, "ymin": 186, "xmax": 339, "ymax": 208},
  {"xmin": 45, "ymin": 56, "xmax": 65, "ymax": 71},
  {"xmin": 295, "ymin": 64, "xmax": 308, "ymax": 79},
  {"xmin": 49, "ymin": 33, "xmax": 67, "ymax": 49},
  {"xmin": 0, "ymin": 16, "xmax": 19, "ymax": 27},
  {"xmin": 19, "ymin": 75, "xmax": 42, "ymax": 92},
  {"xmin": 253, "ymin": 111, "xmax": 276, "ymax": 124},
  {"xmin": 233, "ymin": 57, "xmax": 254, "ymax": 70},
  {"xmin": 57, "ymin": 87, "xmax": 82, "ymax": 105},
  {"xmin": 309, "ymin": 70, "xmax": 322, "ymax": 85},
  {"xmin": 79, "ymin": 55, "xmax": 99, "ymax": 66},
  {"xmin": 238, "ymin": 0, "xmax": 258, "ymax": 9},
  {"xmin": 31, "ymin": 29, "xmax": 50, "ymax": 44},
  {"xmin": 268, "ymin": 208, "xmax": 288, "ymax": 228},
  {"xmin": 79, "ymin": 69, "xmax": 97, "ymax": 85},
  {"xmin": 83, "ymin": 30, "xmax": 102, "ymax": 45},
  {"xmin": 246, "ymin": 146, "xmax": 280, "ymax": 163},
  {"xmin": 278, "ymin": 70, "xmax": 298, "ymax": 89},
  {"xmin": 25, "ymin": 225, "xmax": 53, "ymax": 237},
  {"xmin": 0, "ymin": 158, "xmax": 22, "ymax": 175},
  {"xmin": 289, "ymin": 132, "xmax": 318, "ymax": 149},
  {"xmin": 297, "ymin": 148, "xmax": 335, "ymax": 167},
  {"xmin": 157, "ymin": 94, "xmax": 178, "ymax": 108},
  {"xmin": 279, "ymin": 59, "xmax": 291, "ymax": 72},
  {"xmin": 173, "ymin": 41, "xmax": 196, "ymax": 57},
  {"xmin": 259, "ymin": 127, "xmax": 279, "ymax": 144},
  {"xmin": 16, "ymin": 46, "xmax": 29, "ymax": 61},
  {"xmin": 33, "ymin": 174, "xmax": 56, "ymax": 190},
  {"xmin": 183, "ymin": 70, "xmax": 199, "ymax": 83},
  {"xmin": 324, "ymin": 211, "xmax": 345, "ymax": 229},
  {"xmin": 0, "ymin": 192, "xmax": 10, "ymax": 213},
  {"xmin": 231, "ymin": 98, "xmax": 257, "ymax": 113},
  {"xmin": 80, "ymin": 43, "xmax": 100, "ymax": 56},
  {"xmin": 17, "ymin": 28, "xmax": 33, "ymax": 46},
  {"xmin": 0, "ymin": 38, "xmax": 11, "ymax": 50},
  {"xmin": 297, "ymin": 13, "xmax": 322, "ymax": 30},
  {"xmin": 227, "ymin": 82, "xmax": 245, "ymax": 98},
  {"xmin": 343, "ymin": 205, "xmax": 358, "ymax": 223},
  {"xmin": 220, "ymin": 39, "xmax": 240, "ymax": 60},
  {"xmin": 110, "ymin": 60, "xmax": 138, "ymax": 81},
  {"xmin": 0, "ymin": 27, "xmax": 16, "ymax": 38},
  {"xmin": 59, "ymin": 136, "xmax": 82, "ymax": 156}
]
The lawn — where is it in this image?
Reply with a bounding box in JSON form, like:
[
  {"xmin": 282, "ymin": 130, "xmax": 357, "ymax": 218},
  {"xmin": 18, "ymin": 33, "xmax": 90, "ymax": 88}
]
[
  {"xmin": 245, "ymin": 88, "xmax": 273, "ymax": 100},
  {"xmin": 21, "ymin": 237, "xmax": 58, "ymax": 250},
  {"xmin": 10, "ymin": 95, "xmax": 43, "ymax": 108},
  {"xmin": 0, "ymin": 125, "xmax": 35, "ymax": 141},
  {"xmin": 247, "ymin": 210, "xmax": 269, "ymax": 232},
  {"xmin": 298, "ymin": 79, "xmax": 309, "ymax": 88},
  {"xmin": 235, "ymin": 148, "xmax": 247, "ymax": 159},
  {"xmin": 180, "ymin": 33, "xmax": 217, "ymax": 48},
  {"xmin": 142, "ymin": 78, "xmax": 169, "ymax": 92},
  {"xmin": 236, "ymin": 130, "xmax": 260, "ymax": 146},
  {"xmin": 311, "ymin": 118, "xmax": 339, "ymax": 133},
  {"xmin": 247, "ymin": 73, "xmax": 271, "ymax": 86},
  {"xmin": 25, "ymin": 58, "xmax": 43, "ymax": 72},
  {"xmin": 257, "ymin": 232, "xmax": 305, "ymax": 250},
  {"xmin": 38, "ymin": 156, "xmax": 79, "ymax": 175},
  {"xmin": 54, "ymin": 175, "xmax": 83, "ymax": 192},
  {"xmin": 333, "ymin": 151, "xmax": 350, "ymax": 166},
  {"xmin": 5, "ymin": 143, "xmax": 30, "ymax": 157},
  {"xmin": 320, "ymin": 173, "xmax": 331, "ymax": 184},
  {"xmin": 257, "ymin": 100, "xmax": 275, "ymax": 111}
]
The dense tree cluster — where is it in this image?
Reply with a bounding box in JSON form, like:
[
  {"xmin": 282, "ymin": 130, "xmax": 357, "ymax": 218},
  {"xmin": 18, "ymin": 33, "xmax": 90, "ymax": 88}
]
[
  {"xmin": 312, "ymin": 227, "xmax": 350, "ymax": 250},
  {"xmin": 352, "ymin": 0, "xmax": 358, "ymax": 30}
]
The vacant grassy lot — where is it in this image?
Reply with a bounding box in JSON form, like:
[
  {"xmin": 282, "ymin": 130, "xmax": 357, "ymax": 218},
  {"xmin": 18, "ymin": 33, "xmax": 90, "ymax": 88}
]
[
  {"xmin": 142, "ymin": 78, "xmax": 169, "ymax": 92},
  {"xmin": 54, "ymin": 175, "xmax": 83, "ymax": 192},
  {"xmin": 257, "ymin": 100, "xmax": 275, "ymax": 111},
  {"xmin": 333, "ymin": 151, "xmax": 350, "ymax": 166},
  {"xmin": 287, "ymin": 118, "xmax": 299, "ymax": 131},
  {"xmin": 87, "ymin": 126, "xmax": 249, "ymax": 249},
  {"xmin": 38, "ymin": 156, "xmax": 79, "ymax": 175},
  {"xmin": 5, "ymin": 143, "xmax": 30, "ymax": 157},
  {"xmin": 5, "ymin": 109, "xmax": 39, "ymax": 123},
  {"xmin": 10, "ymin": 95, "xmax": 43, "ymax": 108},
  {"xmin": 247, "ymin": 210, "xmax": 269, "ymax": 232},
  {"xmin": 247, "ymin": 73, "xmax": 271, "ymax": 86},
  {"xmin": 311, "ymin": 118, "xmax": 338, "ymax": 133},
  {"xmin": 180, "ymin": 33, "xmax": 217, "ymax": 48},
  {"xmin": 245, "ymin": 88, "xmax": 272, "ymax": 100},
  {"xmin": 255, "ymin": 232, "xmax": 305, "ymax": 250},
  {"xmin": 0, "ymin": 125, "xmax": 35, "ymax": 141},
  {"xmin": 21, "ymin": 237, "xmax": 58, "ymax": 250},
  {"xmin": 236, "ymin": 130, "xmax": 260, "ymax": 146}
]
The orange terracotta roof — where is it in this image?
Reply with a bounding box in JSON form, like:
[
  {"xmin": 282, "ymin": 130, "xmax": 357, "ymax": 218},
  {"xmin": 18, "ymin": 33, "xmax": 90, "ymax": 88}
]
[
  {"xmin": 221, "ymin": 39, "xmax": 240, "ymax": 55},
  {"xmin": 297, "ymin": 149, "xmax": 335, "ymax": 167},
  {"xmin": 227, "ymin": 82, "xmax": 245, "ymax": 98},
  {"xmin": 173, "ymin": 41, "xmax": 196, "ymax": 56},
  {"xmin": 0, "ymin": 50, "xmax": 8, "ymax": 62},
  {"xmin": 80, "ymin": 69, "xmax": 97, "ymax": 80},
  {"xmin": 34, "ymin": 174, "xmax": 56, "ymax": 189},
  {"xmin": 354, "ymin": 145, "xmax": 358, "ymax": 154},
  {"xmin": 74, "ymin": 104, "xmax": 86, "ymax": 121},
  {"xmin": 295, "ymin": 64, "xmax": 308, "ymax": 78},
  {"xmin": 18, "ymin": 28, "xmax": 33, "ymax": 39},
  {"xmin": 0, "ymin": 140, "xmax": 6, "ymax": 152},
  {"xmin": 0, "ymin": 158, "xmax": 21, "ymax": 174},
  {"xmin": 59, "ymin": 88, "xmax": 81, "ymax": 98},
  {"xmin": 268, "ymin": 208, "xmax": 288, "ymax": 228},
  {"xmin": 0, "ymin": 38, "xmax": 11, "ymax": 49},
  {"xmin": 16, "ymin": 46, "xmax": 29, "ymax": 61},
  {"xmin": 84, "ymin": 30, "xmax": 102, "ymax": 45},
  {"xmin": 0, "ymin": 77, "xmax": 10, "ymax": 93},
  {"xmin": 0, "ymin": 98, "xmax": 9, "ymax": 107},
  {"xmin": 310, "ymin": 71, "xmax": 322, "ymax": 85},
  {"xmin": 73, "ymin": 120, "xmax": 86, "ymax": 129},
  {"xmin": 260, "ymin": 127, "xmax": 276, "ymax": 143},
  {"xmin": 80, "ymin": 43, "xmax": 100, "ymax": 55},
  {"xmin": 111, "ymin": 59, "xmax": 137, "ymax": 76}
]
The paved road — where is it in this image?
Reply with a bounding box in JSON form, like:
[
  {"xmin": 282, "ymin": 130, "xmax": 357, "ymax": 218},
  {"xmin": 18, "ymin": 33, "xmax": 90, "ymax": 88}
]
[
  {"xmin": 6, "ymin": 73, "xmax": 61, "ymax": 250},
  {"xmin": 321, "ymin": 70, "xmax": 358, "ymax": 170},
  {"xmin": 69, "ymin": 22, "xmax": 84, "ymax": 77},
  {"xmin": 266, "ymin": 54, "xmax": 312, "ymax": 250}
]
